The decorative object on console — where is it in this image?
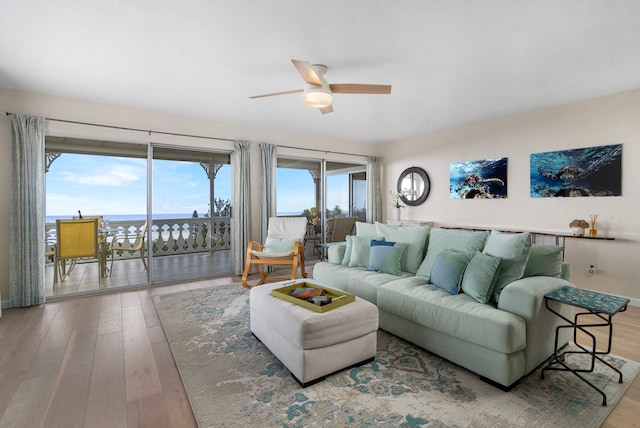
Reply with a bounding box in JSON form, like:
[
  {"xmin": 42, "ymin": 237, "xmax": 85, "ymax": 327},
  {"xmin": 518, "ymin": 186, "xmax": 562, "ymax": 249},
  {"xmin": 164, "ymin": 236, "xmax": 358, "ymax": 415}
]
[
  {"xmin": 569, "ymin": 219, "xmax": 589, "ymax": 236},
  {"xmin": 450, "ymin": 157, "xmax": 507, "ymax": 199},
  {"xmin": 589, "ymin": 213, "xmax": 598, "ymax": 237},
  {"xmin": 530, "ymin": 143, "xmax": 622, "ymax": 198},
  {"xmin": 397, "ymin": 166, "xmax": 430, "ymax": 206}
]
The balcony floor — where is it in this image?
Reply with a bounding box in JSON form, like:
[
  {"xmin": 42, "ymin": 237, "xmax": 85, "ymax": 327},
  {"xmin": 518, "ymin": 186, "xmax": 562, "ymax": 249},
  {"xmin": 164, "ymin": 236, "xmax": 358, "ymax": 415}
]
[{"xmin": 46, "ymin": 245, "xmax": 322, "ymax": 298}]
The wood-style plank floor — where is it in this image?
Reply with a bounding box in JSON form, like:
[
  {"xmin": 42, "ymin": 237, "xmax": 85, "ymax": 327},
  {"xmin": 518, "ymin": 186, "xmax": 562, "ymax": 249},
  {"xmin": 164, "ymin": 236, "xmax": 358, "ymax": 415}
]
[{"xmin": 1, "ymin": 271, "xmax": 638, "ymax": 427}]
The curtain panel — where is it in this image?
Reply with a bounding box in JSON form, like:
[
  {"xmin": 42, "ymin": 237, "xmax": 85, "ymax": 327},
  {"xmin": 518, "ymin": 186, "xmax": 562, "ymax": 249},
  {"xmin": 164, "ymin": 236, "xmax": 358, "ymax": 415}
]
[
  {"xmin": 232, "ymin": 140, "xmax": 252, "ymax": 275},
  {"xmin": 10, "ymin": 114, "xmax": 46, "ymax": 307},
  {"xmin": 260, "ymin": 143, "xmax": 277, "ymax": 242},
  {"xmin": 367, "ymin": 156, "xmax": 383, "ymax": 224}
]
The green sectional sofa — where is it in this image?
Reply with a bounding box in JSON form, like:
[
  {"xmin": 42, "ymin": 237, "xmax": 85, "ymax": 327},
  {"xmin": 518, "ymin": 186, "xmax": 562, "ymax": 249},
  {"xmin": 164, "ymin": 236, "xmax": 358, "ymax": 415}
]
[{"xmin": 312, "ymin": 222, "xmax": 573, "ymax": 388}]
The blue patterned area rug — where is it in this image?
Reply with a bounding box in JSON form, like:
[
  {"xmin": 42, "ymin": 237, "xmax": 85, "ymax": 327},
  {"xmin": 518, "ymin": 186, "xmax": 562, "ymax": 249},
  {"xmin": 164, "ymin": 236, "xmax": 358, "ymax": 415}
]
[{"xmin": 153, "ymin": 284, "xmax": 639, "ymax": 428}]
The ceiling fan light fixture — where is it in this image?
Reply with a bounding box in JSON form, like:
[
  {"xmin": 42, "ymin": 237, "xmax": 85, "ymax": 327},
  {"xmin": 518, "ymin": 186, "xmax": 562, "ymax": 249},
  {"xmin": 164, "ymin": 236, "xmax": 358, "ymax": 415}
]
[{"xmin": 303, "ymin": 86, "xmax": 333, "ymax": 108}]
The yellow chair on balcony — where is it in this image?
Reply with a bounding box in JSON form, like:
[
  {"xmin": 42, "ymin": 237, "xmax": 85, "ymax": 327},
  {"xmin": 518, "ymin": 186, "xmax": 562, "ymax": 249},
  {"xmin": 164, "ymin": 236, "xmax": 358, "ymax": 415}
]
[
  {"xmin": 241, "ymin": 216, "xmax": 307, "ymax": 288},
  {"xmin": 110, "ymin": 221, "xmax": 148, "ymax": 274},
  {"xmin": 54, "ymin": 218, "xmax": 100, "ymax": 285},
  {"xmin": 316, "ymin": 216, "xmax": 357, "ymax": 260}
]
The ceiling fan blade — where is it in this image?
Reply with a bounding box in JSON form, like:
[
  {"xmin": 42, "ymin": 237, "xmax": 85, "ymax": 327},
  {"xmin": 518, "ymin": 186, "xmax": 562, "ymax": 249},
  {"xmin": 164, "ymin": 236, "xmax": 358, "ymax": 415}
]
[
  {"xmin": 291, "ymin": 59, "xmax": 322, "ymax": 86},
  {"xmin": 319, "ymin": 104, "xmax": 333, "ymax": 114},
  {"xmin": 249, "ymin": 89, "xmax": 303, "ymax": 99},
  {"xmin": 329, "ymin": 84, "xmax": 392, "ymax": 94}
]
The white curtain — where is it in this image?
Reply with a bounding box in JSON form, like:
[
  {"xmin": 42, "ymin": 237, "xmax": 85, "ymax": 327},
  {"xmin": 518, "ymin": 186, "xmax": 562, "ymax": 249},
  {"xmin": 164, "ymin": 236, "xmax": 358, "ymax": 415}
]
[
  {"xmin": 232, "ymin": 140, "xmax": 252, "ymax": 275},
  {"xmin": 367, "ymin": 156, "xmax": 383, "ymax": 224},
  {"xmin": 260, "ymin": 143, "xmax": 277, "ymax": 242},
  {"xmin": 10, "ymin": 114, "xmax": 46, "ymax": 307}
]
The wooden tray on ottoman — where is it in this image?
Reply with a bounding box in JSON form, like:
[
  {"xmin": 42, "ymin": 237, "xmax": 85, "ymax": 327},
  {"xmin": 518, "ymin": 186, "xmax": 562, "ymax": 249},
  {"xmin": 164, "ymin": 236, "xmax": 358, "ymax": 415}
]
[{"xmin": 271, "ymin": 282, "xmax": 355, "ymax": 313}]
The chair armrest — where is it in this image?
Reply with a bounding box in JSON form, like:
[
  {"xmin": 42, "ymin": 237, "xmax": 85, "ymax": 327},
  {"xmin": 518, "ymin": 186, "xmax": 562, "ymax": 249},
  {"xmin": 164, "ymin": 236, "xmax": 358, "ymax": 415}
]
[
  {"xmin": 247, "ymin": 240, "xmax": 264, "ymax": 252},
  {"xmin": 327, "ymin": 243, "xmax": 347, "ymax": 264},
  {"xmin": 498, "ymin": 276, "xmax": 574, "ymax": 374}
]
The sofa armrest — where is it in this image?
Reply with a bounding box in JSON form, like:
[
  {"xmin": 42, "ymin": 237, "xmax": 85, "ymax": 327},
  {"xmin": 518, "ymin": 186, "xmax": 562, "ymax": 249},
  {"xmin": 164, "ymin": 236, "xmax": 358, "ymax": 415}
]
[
  {"xmin": 327, "ymin": 243, "xmax": 346, "ymax": 264},
  {"xmin": 498, "ymin": 276, "xmax": 574, "ymax": 375}
]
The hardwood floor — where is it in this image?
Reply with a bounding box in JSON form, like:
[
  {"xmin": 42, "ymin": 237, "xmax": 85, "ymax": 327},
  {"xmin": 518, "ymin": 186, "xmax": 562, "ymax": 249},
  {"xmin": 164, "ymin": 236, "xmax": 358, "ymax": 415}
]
[{"xmin": 1, "ymin": 274, "xmax": 639, "ymax": 427}]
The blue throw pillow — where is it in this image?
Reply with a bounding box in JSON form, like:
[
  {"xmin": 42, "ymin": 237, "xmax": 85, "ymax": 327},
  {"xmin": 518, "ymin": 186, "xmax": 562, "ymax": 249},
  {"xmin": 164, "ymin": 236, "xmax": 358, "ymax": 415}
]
[
  {"xmin": 428, "ymin": 250, "xmax": 473, "ymax": 295},
  {"xmin": 367, "ymin": 240, "xmax": 406, "ymax": 276}
]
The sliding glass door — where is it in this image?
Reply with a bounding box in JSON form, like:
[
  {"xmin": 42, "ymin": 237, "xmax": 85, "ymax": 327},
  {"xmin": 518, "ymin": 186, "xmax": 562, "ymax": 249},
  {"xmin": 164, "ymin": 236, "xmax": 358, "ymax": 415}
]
[
  {"xmin": 44, "ymin": 137, "xmax": 232, "ymax": 297},
  {"xmin": 150, "ymin": 146, "xmax": 232, "ymax": 283},
  {"xmin": 276, "ymin": 156, "xmax": 367, "ymax": 259}
]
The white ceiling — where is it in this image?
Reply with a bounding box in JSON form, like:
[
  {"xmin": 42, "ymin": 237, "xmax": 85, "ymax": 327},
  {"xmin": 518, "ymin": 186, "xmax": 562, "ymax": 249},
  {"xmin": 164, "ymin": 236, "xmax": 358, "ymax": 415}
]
[{"xmin": 1, "ymin": 0, "xmax": 639, "ymax": 144}]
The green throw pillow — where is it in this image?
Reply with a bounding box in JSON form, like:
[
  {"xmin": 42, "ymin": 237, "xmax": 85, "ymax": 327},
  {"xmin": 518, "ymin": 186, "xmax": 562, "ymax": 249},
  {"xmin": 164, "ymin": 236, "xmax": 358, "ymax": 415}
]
[
  {"xmin": 416, "ymin": 229, "xmax": 489, "ymax": 279},
  {"xmin": 348, "ymin": 236, "xmax": 379, "ymax": 268},
  {"xmin": 366, "ymin": 240, "xmax": 406, "ymax": 275},
  {"xmin": 461, "ymin": 251, "xmax": 502, "ymax": 304},
  {"xmin": 341, "ymin": 235, "xmax": 354, "ymax": 265},
  {"xmin": 482, "ymin": 230, "xmax": 532, "ymax": 303},
  {"xmin": 523, "ymin": 245, "xmax": 564, "ymax": 278},
  {"xmin": 375, "ymin": 222, "xmax": 431, "ymax": 274},
  {"xmin": 428, "ymin": 250, "xmax": 473, "ymax": 295}
]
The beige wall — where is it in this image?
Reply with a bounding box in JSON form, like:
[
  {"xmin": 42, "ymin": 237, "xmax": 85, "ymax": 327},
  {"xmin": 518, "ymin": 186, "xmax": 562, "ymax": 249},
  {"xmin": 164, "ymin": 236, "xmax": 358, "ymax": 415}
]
[
  {"xmin": 380, "ymin": 89, "xmax": 640, "ymax": 304},
  {"xmin": 2, "ymin": 87, "xmax": 639, "ymax": 306},
  {"xmin": 0, "ymin": 87, "xmax": 375, "ymax": 306}
]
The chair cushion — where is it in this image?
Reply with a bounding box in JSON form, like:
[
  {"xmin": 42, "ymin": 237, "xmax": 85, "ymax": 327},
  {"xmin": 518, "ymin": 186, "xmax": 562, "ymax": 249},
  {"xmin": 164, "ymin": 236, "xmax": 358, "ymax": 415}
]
[{"xmin": 263, "ymin": 236, "xmax": 297, "ymax": 253}]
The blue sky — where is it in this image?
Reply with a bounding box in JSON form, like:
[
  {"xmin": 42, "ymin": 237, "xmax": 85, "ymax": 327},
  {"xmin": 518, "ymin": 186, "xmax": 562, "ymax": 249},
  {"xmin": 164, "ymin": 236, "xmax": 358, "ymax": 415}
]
[{"xmin": 46, "ymin": 153, "xmax": 349, "ymax": 217}]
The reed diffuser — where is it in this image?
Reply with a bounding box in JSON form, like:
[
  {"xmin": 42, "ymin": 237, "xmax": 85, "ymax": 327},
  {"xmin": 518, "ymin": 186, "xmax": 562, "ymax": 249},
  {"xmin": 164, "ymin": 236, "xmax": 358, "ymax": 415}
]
[{"xmin": 589, "ymin": 214, "xmax": 598, "ymax": 237}]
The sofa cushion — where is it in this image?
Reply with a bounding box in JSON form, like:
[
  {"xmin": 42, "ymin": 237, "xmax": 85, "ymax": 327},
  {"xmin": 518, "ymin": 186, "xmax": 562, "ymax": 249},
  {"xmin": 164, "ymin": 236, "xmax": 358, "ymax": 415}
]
[
  {"xmin": 416, "ymin": 229, "xmax": 489, "ymax": 279},
  {"xmin": 312, "ymin": 262, "xmax": 416, "ymax": 304},
  {"xmin": 377, "ymin": 280, "xmax": 526, "ymax": 354},
  {"xmin": 367, "ymin": 240, "xmax": 406, "ymax": 275},
  {"xmin": 375, "ymin": 222, "xmax": 431, "ymax": 274},
  {"xmin": 482, "ymin": 230, "xmax": 532, "ymax": 303},
  {"xmin": 461, "ymin": 251, "xmax": 502, "ymax": 304},
  {"xmin": 355, "ymin": 221, "xmax": 378, "ymax": 238},
  {"xmin": 428, "ymin": 250, "xmax": 472, "ymax": 295},
  {"xmin": 523, "ymin": 245, "xmax": 564, "ymax": 278}
]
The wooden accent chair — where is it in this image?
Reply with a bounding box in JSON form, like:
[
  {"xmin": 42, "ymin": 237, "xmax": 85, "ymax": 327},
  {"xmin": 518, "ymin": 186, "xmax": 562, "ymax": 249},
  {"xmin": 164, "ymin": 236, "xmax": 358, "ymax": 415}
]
[{"xmin": 241, "ymin": 216, "xmax": 308, "ymax": 288}]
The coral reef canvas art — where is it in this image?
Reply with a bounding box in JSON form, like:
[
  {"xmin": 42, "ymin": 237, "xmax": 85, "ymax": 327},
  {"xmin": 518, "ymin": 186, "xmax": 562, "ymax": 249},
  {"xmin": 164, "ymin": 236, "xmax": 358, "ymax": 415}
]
[
  {"xmin": 450, "ymin": 157, "xmax": 508, "ymax": 199},
  {"xmin": 530, "ymin": 144, "xmax": 622, "ymax": 198}
]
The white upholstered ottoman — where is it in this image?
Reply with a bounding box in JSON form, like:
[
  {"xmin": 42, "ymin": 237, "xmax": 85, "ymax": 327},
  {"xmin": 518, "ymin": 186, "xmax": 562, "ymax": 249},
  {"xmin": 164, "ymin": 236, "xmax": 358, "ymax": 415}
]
[{"xmin": 250, "ymin": 279, "xmax": 378, "ymax": 387}]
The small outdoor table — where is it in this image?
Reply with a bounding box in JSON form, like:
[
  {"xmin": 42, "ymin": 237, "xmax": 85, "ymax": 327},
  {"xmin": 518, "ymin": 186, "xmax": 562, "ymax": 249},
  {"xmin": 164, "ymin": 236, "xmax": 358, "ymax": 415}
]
[{"xmin": 541, "ymin": 285, "xmax": 629, "ymax": 406}]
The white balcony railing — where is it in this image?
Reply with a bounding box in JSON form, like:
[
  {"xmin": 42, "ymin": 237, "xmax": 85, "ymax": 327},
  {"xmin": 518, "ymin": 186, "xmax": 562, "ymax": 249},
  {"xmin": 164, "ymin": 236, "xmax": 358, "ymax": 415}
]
[{"xmin": 45, "ymin": 217, "xmax": 232, "ymax": 262}]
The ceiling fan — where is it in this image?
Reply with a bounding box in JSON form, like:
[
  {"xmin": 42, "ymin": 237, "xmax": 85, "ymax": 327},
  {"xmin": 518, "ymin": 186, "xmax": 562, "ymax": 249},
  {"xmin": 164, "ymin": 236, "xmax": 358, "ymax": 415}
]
[{"xmin": 249, "ymin": 59, "xmax": 392, "ymax": 114}]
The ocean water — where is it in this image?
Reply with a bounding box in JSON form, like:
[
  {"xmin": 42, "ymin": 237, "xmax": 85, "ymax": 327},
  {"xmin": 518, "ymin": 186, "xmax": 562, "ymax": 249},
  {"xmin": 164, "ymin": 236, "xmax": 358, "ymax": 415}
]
[{"xmin": 46, "ymin": 213, "xmax": 202, "ymax": 223}]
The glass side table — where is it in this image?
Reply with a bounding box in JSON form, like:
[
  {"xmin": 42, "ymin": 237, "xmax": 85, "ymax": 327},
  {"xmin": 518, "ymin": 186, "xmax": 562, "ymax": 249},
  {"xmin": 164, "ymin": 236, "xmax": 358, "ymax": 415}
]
[{"xmin": 541, "ymin": 286, "xmax": 629, "ymax": 406}]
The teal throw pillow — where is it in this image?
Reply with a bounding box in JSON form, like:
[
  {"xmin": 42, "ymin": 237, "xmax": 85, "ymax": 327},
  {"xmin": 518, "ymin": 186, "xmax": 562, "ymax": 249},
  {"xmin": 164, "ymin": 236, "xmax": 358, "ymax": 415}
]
[
  {"xmin": 367, "ymin": 240, "xmax": 406, "ymax": 276},
  {"xmin": 482, "ymin": 230, "xmax": 532, "ymax": 303},
  {"xmin": 428, "ymin": 250, "xmax": 473, "ymax": 295},
  {"xmin": 523, "ymin": 245, "xmax": 564, "ymax": 278},
  {"xmin": 375, "ymin": 222, "xmax": 431, "ymax": 274},
  {"xmin": 341, "ymin": 235, "xmax": 354, "ymax": 265},
  {"xmin": 461, "ymin": 251, "xmax": 502, "ymax": 304},
  {"xmin": 416, "ymin": 229, "xmax": 489, "ymax": 279}
]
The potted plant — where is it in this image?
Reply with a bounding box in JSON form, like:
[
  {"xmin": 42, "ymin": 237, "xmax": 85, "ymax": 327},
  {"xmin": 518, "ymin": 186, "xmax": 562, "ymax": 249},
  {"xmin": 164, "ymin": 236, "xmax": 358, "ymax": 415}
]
[{"xmin": 569, "ymin": 219, "xmax": 589, "ymax": 237}]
